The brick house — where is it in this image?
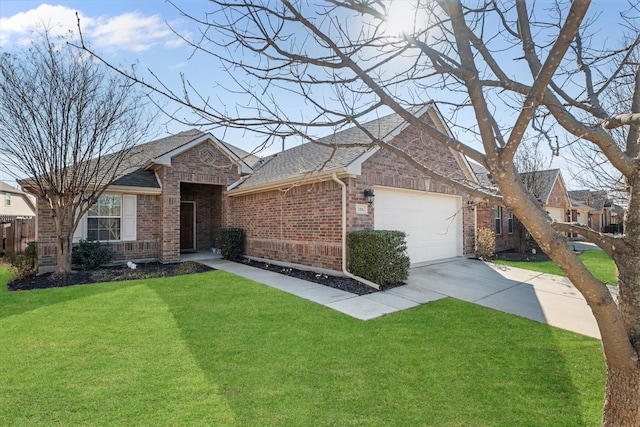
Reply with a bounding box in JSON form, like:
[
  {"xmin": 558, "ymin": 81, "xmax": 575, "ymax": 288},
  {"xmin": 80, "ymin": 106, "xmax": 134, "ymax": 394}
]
[
  {"xmin": 471, "ymin": 167, "xmax": 571, "ymax": 251},
  {"xmin": 26, "ymin": 130, "xmax": 256, "ymax": 273},
  {"xmin": 27, "ymin": 104, "xmax": 479, "ymax": 274},
  {"xmin": 0, "ymin": 181, "xmax": 36, "ymax": 222},
  {"xmin": 568, "ymin": 190, "xmax": 624, "ymax": 233}
]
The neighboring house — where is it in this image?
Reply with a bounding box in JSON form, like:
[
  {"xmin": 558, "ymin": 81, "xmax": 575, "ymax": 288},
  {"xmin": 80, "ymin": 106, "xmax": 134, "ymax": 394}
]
[
  {"xmin": 471, "ymin": 167, "xmax": 571, "ymax": 251},
  {"xmin": 519, "ymin": 169, "xmax": 571, "ymax": 223},
  {"xmin": 1, "ymin": 181, "xmax": 36, "ymax": 254},
  {"xmin": 24, "ymin": 104, "xmax": 479, "ymax": 274},
  {"xmin": 0, "ymin": 181, "xmax": 36, "ymax": 222},
  {"xmin": 568, "ymin": 190, "xmax": 623, "ymax": 233}
]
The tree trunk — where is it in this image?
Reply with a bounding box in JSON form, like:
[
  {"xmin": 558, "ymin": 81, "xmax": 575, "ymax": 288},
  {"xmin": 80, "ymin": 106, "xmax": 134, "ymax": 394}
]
[
  {"xmin": 604, "ymin": 250, "xmax": 640, "ymax": 426},
  {"xmin": 56, "ymin": 234, "xmax": 73, "ymax": 273},
  {"xmin": 602, "ymin": 365, "xmax": 640, "ymax": 426},
  {"xmin": 52, "ymin": 203, "xmax": 74, "ymax": 274},
  {"xmin": 513, "ymin": 218, "xmax": 529, "ymax": 254}
]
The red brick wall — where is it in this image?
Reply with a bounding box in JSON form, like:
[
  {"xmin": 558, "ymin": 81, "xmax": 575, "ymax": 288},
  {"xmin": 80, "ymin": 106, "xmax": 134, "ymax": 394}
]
[
  {"xmin": 476, "ymin": 202, "xmax": 516, "ymax": 252},
  {"xmin": 227, "ymin": 180, "xmax": 344, "ymax": 271},
  {"xmin": 476, "ymin": 172, "xmax": 571, "ymax": 253},
  {"xmin": 36, "ymin": 194, "xmax": 162, "ymax": 271},
  {"xmin": 546, "ymin": 179, "xmax": 570, "ymax": 210}
]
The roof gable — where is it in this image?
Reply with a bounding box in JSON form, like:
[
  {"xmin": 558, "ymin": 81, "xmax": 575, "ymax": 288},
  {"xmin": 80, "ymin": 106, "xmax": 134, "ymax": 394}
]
[
  {"xmin": 149, "ymin": 132, "xmax": 253, "ymax": 175},
  {"xmin": 108, "ymin": 130, "xmax": 256, "ymax": 190},
  {"xmin": 0, "ymin": 181, "xmax": 36, "ymax": 217},
  {"xmin": 520, "ymin": 169, "xmax": 563, "ymax": 203},
  {"xmin": 232, "ymin": 104, "xmax": 474, "ymax": 192}
]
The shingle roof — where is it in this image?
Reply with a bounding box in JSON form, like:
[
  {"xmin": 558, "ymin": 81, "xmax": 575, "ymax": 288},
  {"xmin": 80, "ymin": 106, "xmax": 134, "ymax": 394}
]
[
  {"xmin": 568, "ymin": 189, "xmax": 610, "ymax": 211},
  {"xmin": 519, "ymin": 169, "xmax": 561, "ymax": 202},
  {"xmin": 468, "ymin": 162, "xmax": 494, "ymax": 187},
  {"xmin": 104, "ymin": 129, "xmax": 260, "ymax": 189},
  {"xmin": 0, "ymin": 181, "xmax": 26, "ymax": 195},
  {"xmin": 237, "ymin": 108, "xmax": 424, "ymax": 189}
]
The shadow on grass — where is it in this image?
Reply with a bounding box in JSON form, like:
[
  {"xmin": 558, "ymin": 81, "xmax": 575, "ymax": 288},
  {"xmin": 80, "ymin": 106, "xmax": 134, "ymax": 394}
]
[
  {"xmin": 151, "ymin": 270, "xmax": 605, "ymax": 426},
  {"xmin": 0, "ymin": 266, "xmax": 138, "ymax": 321}
]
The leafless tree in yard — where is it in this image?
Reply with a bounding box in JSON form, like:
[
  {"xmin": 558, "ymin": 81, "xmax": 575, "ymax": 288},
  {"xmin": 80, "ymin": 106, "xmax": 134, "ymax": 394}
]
[
  {"xmin": 79, "ymin": 1, "xmax": 640, "ymax": 424},
  {"xmin": 0, "ymin": 29, "xmax": 154, "ymax": 273},
  {"xmin": 512, "ymin": 138, "xmax": 549, "ymax": 253}
]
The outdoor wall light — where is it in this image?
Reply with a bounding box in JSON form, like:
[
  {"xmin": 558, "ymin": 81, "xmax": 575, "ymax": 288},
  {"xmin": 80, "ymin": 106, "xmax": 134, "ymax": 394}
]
[
  {"xmin": 363, "ymin": 189, "xmax": 375, "ymax": 205},
  {"xmin": 467, "ymin": 200, "xmax": 476, "ymax": 210}
]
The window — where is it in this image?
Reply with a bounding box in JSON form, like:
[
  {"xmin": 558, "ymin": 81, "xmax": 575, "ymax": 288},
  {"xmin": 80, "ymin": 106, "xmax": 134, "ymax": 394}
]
[
  {"xmin": 495, "ymin": 206, "xmax": 502, "ymax": 235},
  {"xmin": 508, "ymin": 211, "xmax": 514, "ymax": 234},
  {"xmin": 5, "ymin": 193, "xmax": 10, "ymax": 206},
  {"xmin": 87, "ymin": 194, "xmax": 121, "ymax": 241}
]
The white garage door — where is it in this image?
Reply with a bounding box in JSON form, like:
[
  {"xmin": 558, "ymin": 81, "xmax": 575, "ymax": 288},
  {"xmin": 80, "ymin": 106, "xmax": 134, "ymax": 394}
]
[{"xmin": 374, "ymin": 187, "xmax": 463, "ymax": 264}]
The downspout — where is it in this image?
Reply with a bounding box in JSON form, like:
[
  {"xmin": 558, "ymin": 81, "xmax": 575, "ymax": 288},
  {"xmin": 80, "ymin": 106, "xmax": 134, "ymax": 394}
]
[
  {"xmin": 332, "ymin": 173, "xmax": 380, "ymax": 290},
  {"xmin": 474, "ymin": 202, "xmax": 478, "ymax": 253}
]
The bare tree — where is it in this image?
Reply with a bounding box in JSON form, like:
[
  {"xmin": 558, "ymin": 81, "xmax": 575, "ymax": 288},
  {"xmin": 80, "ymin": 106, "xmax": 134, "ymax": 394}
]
[
  {"xmin": 79, "ymin": 0, "xmax": 640, "ymax": 424},
  {"xmin": 0, "ymin": 29, "xmax": 154, "ymax": 273},
  {"xmin": 512, "ymin": 139, "xmax": 549, "ymax": 253}
]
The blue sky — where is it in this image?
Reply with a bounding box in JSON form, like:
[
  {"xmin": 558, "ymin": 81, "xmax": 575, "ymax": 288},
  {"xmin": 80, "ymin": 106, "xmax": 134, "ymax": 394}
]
[{"xmin": 0, "ymin": 1, "xmax": 634, "ymax": 189}]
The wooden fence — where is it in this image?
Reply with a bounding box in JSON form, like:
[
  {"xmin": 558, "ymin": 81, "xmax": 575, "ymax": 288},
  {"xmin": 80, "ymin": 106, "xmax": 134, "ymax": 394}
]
[{"xmin": 2, "ymin": 218, "xmax": 36, "ymax": 255}]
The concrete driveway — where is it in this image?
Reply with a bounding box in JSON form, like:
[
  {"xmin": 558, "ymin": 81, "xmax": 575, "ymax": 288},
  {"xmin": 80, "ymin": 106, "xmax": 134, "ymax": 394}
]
[{"xmin": 400, "ymin": 258, "xmax": 612, "ymax": 339}]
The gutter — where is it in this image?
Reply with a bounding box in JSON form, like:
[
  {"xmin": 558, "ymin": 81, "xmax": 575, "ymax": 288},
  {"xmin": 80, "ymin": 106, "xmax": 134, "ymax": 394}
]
[
  {"xmin": 332, "ymin": 173, "xmax": 380, "ymax": 290},
  {"xmin": 228, "ymin": 167, "xmax": 351, "ymax": 197}
]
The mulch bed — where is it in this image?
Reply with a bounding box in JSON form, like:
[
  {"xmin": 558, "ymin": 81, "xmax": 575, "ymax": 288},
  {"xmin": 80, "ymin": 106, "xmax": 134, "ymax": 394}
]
[
  {"xmin": 238, "ymin": 257, "xmax": 403, "ymax": 296},
  {"xmin": 5, "ymin": 257, "xmax": 402, "ymax": 296},
  {"xmin": 493, "ymin": 249, "xmax": 551, "ymax": 262},
  {"xmin": 7, "ymin": 261, "xmax": 213, "ymax": 292}
]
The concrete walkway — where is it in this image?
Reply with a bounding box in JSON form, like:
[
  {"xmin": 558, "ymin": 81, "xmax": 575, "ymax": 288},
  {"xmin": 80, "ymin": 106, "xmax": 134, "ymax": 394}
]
[{"xmin": 191, "ymin": 254, "xmax": 612, "ymax": 339}]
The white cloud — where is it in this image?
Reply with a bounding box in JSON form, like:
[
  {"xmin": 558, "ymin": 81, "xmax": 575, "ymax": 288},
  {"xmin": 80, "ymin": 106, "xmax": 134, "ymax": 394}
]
[
  {"xmin": 0, "ymin": 4, "xmax": 92, "ymax": 47},
  {"xmin": 169, "ymin": 61, "xmax": 188, "ymax": 70},
  {"xmin": 90, "ymin": 12, "xmax": 175, "ymax": 52},
  {"xmin": 0, "ymin": 4, "xmax": 184, "ymax": 53}
]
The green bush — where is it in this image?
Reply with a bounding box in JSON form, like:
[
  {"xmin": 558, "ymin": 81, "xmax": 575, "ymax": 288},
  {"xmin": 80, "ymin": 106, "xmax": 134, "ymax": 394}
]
[
  {"xmin": 218, "ymin": 228, "xmax": 246, "ymax": 261},
  {"xmin": 72, "ymin": 239, "xmax": 116, "ymax": 269},
  {"xmin": 476, "ymin": 227, "xmax": 496, "ymax": 260},
  {"xmin": 7, "ymin": 241, "xmax": 37, "ymax": 278},
  {"xmin": 347, "ymin": 230, "xmax": 410, "ymax": 286}
]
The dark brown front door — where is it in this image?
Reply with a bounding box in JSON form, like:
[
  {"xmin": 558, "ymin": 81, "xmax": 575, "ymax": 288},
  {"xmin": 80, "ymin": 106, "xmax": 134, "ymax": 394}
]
[{"xmin": 180, "ymin": 202, "xmax": 195, "ymax": 251}]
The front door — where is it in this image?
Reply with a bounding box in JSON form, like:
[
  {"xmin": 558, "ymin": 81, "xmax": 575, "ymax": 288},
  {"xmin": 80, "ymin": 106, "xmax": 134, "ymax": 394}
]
[{"xmin": 180, "ymin": 202, "xmax": 195, "ymax": 252}]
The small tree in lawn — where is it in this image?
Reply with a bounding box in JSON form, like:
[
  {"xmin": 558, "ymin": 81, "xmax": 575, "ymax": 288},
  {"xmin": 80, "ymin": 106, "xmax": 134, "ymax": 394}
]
[{"xmin": 0, "ymin": 29, "xmax": 153, "ymax": 273}]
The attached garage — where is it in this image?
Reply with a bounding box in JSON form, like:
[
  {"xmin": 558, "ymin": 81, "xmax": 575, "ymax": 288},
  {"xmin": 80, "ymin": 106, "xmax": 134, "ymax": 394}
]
[{"xmin": 374, "ymin": 186, "xmax": 463, "ymax": 265}]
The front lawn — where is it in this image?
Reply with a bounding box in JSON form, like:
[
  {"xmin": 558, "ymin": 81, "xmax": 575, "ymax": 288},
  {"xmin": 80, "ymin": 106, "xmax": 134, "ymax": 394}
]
[
  {"xmin": 495, "ymin": 250, "xmax": 617, "ymax": 285},
  {"xmin": 1, "ymin": 264, "xmax": 605, "ymax": 426}
]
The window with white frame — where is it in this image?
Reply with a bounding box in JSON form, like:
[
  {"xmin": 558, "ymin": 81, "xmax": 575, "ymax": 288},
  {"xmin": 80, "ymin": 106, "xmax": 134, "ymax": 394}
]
[
  {"xmin": 87, "ymin": 194, "xmax": 122, "ymax": 241},
  {"xmin": 495, "ymin": 206, "xmax": 502, "ymax": 235},
  {"xmin": 5, "ymin": 193, "xmax": 10, "ymax": 206},
  {"xmin": 508, "ymin": 211, "xmax": 514, "ymax": 234}
]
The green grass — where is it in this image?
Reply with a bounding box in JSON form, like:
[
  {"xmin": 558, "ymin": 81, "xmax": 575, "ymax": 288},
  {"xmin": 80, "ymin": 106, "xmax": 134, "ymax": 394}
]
[
  {"xmin": 495, "ymin": 250, "xmax": 618, "ymax": 285},
  {"xmin": 0, "ymin": 264, "xmax": 605, "ymax": 426}
]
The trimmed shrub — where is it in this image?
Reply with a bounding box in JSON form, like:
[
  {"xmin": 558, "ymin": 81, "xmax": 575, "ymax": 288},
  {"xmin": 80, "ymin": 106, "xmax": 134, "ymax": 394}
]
[
  {"xmin": 72, "ymin": 239, "xmax": 116, "ymax": 270},
  {"xmin": 347, "ymin": 230, "xmax": 410, "ymax": 286},
  {"xmin": 476, "ymin": 227, "xmax": 496, "ymax": 260},
  {"xmin": 7, "ymin": 241, "xmax": 37, "ymax": 278},
  {"xmin": 218, "ymin": 227, "xmax": 246, "ymax": 261}
]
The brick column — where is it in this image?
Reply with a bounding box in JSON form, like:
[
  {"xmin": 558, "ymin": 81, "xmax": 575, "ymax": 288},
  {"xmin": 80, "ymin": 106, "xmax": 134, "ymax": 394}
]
[{"xmin": 159, "ymin": 173, "xmax": 180, "ymax": 264}]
